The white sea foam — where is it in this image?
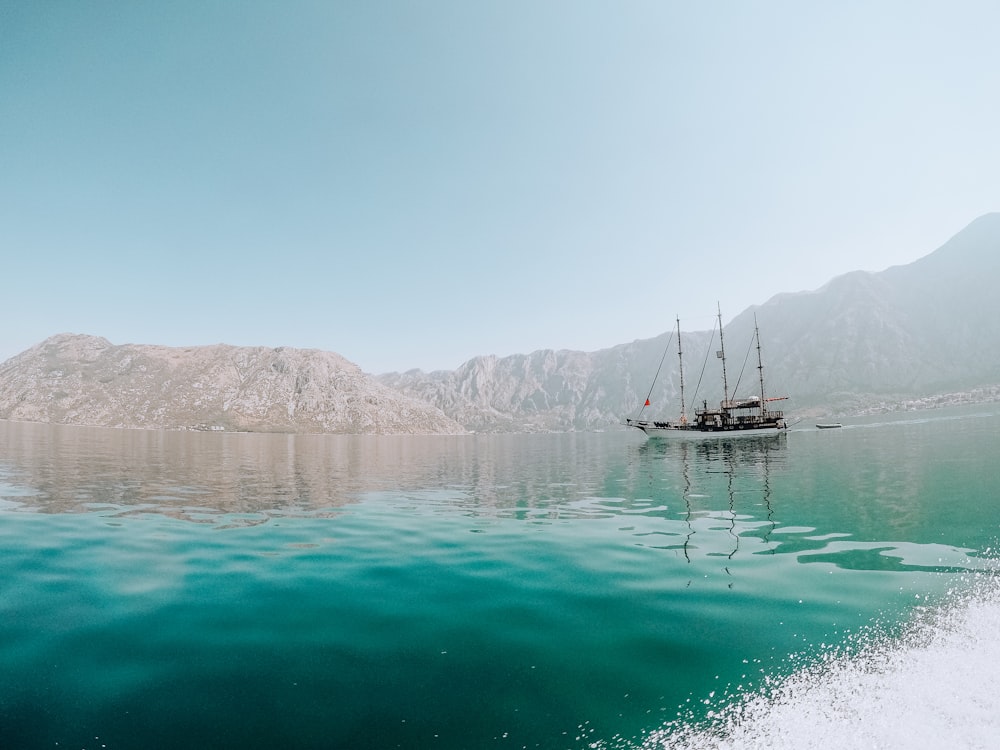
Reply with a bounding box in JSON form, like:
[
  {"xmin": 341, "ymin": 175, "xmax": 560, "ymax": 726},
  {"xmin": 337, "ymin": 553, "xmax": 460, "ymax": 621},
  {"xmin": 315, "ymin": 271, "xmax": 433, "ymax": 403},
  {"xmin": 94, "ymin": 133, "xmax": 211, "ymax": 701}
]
[{"xmin": 629, "ymin": 572, "xmax": 1000, "ymax": 750}]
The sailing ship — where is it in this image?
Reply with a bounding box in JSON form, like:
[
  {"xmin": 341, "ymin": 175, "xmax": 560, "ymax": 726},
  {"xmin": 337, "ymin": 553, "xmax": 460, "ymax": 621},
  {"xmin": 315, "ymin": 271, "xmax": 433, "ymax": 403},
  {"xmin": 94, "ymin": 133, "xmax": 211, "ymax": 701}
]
[{"xmin": 626, "ymin": 306, "xmax": 789, "ymax": 438}]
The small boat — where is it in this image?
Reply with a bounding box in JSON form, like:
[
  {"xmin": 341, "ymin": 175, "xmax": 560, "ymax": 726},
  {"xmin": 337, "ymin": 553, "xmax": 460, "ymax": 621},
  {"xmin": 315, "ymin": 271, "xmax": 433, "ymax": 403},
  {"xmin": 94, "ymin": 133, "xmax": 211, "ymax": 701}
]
[
  {"xmin": 816, "ymin": 423, "xmax": 843, "ymax": 429},
  {"xmin": 626, "ymin": 306, "xmax": 788, "ymax": 438}
]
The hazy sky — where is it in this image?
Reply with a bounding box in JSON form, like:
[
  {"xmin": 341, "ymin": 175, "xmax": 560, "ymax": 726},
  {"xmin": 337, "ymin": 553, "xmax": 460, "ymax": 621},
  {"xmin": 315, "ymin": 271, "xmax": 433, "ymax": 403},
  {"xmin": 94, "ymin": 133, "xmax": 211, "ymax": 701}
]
[{"xmin": 3, "ymin": 2, "xmax": 998, "ymax": 373}]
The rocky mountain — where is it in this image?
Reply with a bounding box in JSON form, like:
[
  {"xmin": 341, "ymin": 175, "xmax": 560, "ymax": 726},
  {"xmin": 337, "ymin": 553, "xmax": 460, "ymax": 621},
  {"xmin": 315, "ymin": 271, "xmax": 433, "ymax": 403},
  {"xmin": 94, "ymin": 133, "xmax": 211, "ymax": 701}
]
[
  {"xmin": 379, "ymin": 348, "xmax": 643, "ymax": 433},
  {"xmin": 4, "ymin": 214, "xmax": 997, "ymax": 434},
  {"xmin": 381, "ymin": 213, "xmax": 1000, "ymax": 429},
  {"xmin": 0, "ymin": 335, "xmax": 465, "ymax": 434},
  {"xmin": 378, "ymin": 335, "xmax": 716, "ymax": 433}
]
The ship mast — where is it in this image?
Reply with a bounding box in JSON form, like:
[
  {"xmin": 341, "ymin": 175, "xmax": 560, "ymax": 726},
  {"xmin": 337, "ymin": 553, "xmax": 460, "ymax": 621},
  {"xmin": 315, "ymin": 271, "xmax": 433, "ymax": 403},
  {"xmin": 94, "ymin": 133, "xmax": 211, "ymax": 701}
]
[
  {"xmin": 755, "ymin": 313, "xmax": 766, "ymax": 415},
  {"xmin": 676, "ymin": 316, "xmax": 686, "ymax": 424},
  {"xmin": 717, "ymin": 303, "xmax": 729, "ymax": 407}
]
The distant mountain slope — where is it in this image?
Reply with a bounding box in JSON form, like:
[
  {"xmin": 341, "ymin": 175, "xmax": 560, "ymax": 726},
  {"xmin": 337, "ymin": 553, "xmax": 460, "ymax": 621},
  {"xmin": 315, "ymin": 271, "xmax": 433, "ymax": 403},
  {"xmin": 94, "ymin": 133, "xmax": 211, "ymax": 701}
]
[
  {"xmin": 0, "ymin": 335, "xmax": 465, "ymax": 434},
  {"xmin": 730, "ymin": 212, "xmax": 1000, "ymax": 404},
  {"xmin": 381, "ymin": 213, "xmax": 1000, "ymax": 429}
]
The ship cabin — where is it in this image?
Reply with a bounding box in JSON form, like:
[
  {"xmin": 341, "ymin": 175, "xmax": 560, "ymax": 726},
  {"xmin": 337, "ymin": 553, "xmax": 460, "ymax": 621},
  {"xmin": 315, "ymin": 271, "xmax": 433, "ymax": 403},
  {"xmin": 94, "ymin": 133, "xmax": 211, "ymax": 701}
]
[{"xmin": 693, "ymin": 396, "xmax": 785, "ymax": 431}]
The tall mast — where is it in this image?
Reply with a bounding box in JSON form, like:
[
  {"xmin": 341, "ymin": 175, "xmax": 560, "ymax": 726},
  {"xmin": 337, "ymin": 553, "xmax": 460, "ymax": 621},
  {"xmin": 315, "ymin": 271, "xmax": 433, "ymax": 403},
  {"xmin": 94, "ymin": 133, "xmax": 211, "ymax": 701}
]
[
  {"xmin": 717, "ymin": 302, "xmax": 729, "ymax": 407},
  {"xmin": 755, "ymin": 313, "xmax": 766, "ymax": 414},
  {"xmin": 676, "ymin": 316, "xmax": 686, "ymax": 423}
]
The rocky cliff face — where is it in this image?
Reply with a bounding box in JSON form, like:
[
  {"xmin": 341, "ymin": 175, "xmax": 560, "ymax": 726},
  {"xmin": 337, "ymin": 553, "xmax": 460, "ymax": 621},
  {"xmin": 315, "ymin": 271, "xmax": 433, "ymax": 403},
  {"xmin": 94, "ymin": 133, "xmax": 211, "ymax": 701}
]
[
  {"xmin": 378, "ymin": 350, "xmax": 597, "ymax": 432},
  {"xmin": 379, "ymin": 340, "xmax": 684, "ymax": 433},
  {"xmin": 0, "ymin": 335, "xmax": 465, "ymax": 434}
]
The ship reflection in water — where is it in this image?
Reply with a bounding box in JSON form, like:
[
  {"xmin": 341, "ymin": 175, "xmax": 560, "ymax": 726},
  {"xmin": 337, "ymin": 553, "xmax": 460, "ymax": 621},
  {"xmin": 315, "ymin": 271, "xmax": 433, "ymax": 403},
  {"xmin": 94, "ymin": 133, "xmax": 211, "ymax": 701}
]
[{"xmin": 628, "ymin": 433, "xmax": 786, "ymax": 580}]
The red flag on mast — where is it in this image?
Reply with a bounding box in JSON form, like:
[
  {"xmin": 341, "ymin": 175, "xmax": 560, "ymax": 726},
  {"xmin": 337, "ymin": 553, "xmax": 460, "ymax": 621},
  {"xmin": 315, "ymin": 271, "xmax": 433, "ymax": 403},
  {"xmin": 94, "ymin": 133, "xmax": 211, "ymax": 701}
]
[{"xmin": 645, "ymin": 399, "xmax": 650, "ymax": 406}]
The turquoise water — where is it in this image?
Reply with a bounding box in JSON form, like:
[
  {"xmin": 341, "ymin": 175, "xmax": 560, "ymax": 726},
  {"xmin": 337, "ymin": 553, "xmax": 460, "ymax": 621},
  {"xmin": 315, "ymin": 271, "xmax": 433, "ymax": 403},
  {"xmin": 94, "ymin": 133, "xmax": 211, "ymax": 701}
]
[{"xmin": 0, "ymin": 406, "xmax": 997, "ymax": 749}]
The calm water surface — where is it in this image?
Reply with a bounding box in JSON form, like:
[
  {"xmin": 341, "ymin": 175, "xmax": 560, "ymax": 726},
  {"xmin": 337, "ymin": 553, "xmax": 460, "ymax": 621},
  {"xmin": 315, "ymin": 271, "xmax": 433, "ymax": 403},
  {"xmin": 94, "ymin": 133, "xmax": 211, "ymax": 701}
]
[{"xmin": 1, "ymin": 406, "xmax": 998, "ymax": 749}]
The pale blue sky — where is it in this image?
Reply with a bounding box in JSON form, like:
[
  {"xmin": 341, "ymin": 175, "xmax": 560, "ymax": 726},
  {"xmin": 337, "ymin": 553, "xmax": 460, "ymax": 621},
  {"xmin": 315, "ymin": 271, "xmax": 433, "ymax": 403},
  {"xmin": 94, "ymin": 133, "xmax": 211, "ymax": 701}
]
[{"xmin": 2, "ymin": 1, "xmax": 998, "ymax": 373}]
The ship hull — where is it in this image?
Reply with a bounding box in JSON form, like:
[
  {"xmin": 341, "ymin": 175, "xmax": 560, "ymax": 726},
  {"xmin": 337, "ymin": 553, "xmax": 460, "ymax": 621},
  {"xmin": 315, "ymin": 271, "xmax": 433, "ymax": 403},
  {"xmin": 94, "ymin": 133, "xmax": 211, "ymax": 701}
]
[{"xmin": 627, "ymin": 419, "xmax": 787, "ymax": 439}]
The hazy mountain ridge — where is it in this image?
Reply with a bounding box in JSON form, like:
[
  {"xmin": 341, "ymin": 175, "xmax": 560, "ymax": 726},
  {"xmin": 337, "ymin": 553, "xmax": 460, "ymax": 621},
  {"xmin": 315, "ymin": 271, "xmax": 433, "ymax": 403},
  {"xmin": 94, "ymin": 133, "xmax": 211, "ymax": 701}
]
[
  {"xmin": 381, "ymin": 213, "xmax": 1000, "ymax": 430},
  {"xmin": 0, "ymin": 335, "xmax": 465, "ymax": 434},
  {"xmin": 733, "ymin": 213, "xmax": 1000, "ymax": 404},
  {"xmin": 3, "ymin": 214, "xmax": 998, "ymax": 434},
  {"xmin": 379, "ymin": 330, "xmax": 731, "ymax": 433}
]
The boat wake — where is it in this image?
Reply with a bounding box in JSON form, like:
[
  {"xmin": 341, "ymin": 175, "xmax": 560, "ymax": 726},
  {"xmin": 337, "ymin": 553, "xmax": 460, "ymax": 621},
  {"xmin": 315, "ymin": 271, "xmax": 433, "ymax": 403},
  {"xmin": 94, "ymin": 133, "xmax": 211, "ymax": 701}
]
[{"xmin": 611, "ymin": 567, "xmax": 1000, "ymax": 750}]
